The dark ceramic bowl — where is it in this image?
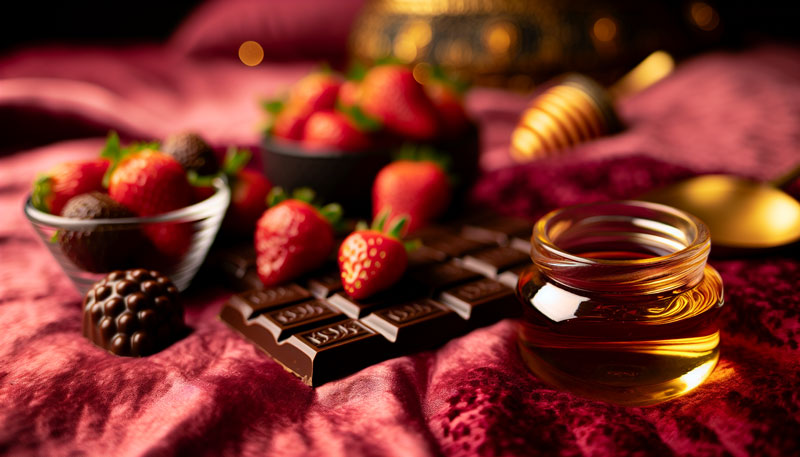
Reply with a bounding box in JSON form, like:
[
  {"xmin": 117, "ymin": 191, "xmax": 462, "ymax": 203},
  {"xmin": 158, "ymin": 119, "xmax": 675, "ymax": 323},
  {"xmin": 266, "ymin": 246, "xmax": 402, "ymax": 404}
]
[{"xmin": 261, "ymin": 125, "xmax": 480, "ymax": 216}]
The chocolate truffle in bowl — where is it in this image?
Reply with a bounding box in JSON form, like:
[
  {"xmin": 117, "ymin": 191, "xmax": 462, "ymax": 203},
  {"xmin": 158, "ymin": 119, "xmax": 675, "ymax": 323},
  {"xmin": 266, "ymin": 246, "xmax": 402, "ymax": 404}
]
[{"xmin": 82, "ymin": 269, "xmax": 186, "ymax": 356}]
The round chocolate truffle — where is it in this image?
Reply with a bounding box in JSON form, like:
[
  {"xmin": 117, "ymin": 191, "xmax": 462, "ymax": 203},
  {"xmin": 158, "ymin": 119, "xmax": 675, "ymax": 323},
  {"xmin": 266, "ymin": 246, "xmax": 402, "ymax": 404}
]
[
  {"xmin": 82, "ymin": 269, "xmax": 185, "ymax": 356},
  {"xmin": 162, "ymin": 132, "xmax": 219, "ymax": 175},
  {"xmin": 59, "ymin": 192, "xmax": 138, "ymax": 273}
]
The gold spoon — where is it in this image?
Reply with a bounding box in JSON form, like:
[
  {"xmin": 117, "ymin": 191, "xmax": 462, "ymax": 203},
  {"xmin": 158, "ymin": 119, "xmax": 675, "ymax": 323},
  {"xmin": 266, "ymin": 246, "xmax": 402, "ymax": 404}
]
[{"xmin": 640, "ymin": 165, "xmax": 800, "ymax": 248}]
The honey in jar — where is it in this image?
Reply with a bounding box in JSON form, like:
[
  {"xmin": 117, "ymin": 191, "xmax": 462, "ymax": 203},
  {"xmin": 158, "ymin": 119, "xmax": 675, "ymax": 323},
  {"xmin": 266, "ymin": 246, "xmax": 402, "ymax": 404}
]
[{"xmin": 517, "ymin": 201, "xmax": 724, "ymax": 406}]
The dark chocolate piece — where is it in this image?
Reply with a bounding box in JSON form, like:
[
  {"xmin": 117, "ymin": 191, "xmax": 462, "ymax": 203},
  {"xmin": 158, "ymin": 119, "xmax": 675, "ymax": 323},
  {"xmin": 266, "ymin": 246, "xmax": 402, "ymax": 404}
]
[
  {"xmin": 361, "ymin": 299, "xmax": 465, "ymax": 348},
  {"xmin": 228, "ymin": 285, "xmax": 312, "ymax": 320},
  {"xmin": 304, "ymin": 265, "xmax": 343, "ymax": 298},
  {"xmin": 214, "ymin": 246, "xmax": 262, "ymax": 290},
  {"xmin": 409, "ymin": 261, "xmax": 482, "ymax": 292},
  {"xmin": 328, "ymin": 280, "xmax": 427, "ymax": 318},
  {"xmin": 418, "ymin": 230, "xmax": 494, "ymax": 258},
  {"xmin": 438, "ymin": 278, "xmax": 516, "ymax": 321},
  {"xmin": 285, "ymin": 320, "xmax": 390, "ymax": 385},
  {"xmin": 406, "ymin": 245, "xmax": 449, "ymax": 268},
  {"xmin": 461, "ymin": 217, "xmax": 532, "ymax": 245},
  {"xmin": 83, "ymin": 269, "xmax": 185, "ymax": 357},
  {"xmin": 460, "ymin": 246, "xmax": 530, "ymax": 278}
]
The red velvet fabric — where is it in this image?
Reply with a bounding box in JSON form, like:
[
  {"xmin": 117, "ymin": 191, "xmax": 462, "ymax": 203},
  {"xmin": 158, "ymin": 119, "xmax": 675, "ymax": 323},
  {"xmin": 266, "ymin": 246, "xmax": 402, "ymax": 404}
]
[{"xmin": 1, "ymin": 5, "xmax": 800, "ymax": 455}]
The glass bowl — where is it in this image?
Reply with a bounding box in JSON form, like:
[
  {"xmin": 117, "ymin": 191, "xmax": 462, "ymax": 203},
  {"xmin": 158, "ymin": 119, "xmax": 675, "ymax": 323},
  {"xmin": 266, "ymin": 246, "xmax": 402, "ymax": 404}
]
[{"xmin": 24, "ymin": 177, "xmax": 230, "ymax": 294}]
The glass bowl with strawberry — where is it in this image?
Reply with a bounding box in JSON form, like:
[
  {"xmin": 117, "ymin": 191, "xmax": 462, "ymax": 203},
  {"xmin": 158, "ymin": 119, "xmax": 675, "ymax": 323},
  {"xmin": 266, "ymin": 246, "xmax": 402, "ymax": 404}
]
[
  {"xmin": 260, "ymin": 63, "xmax": 479, "ymax": 216},
  {"xmin": 24, "ymin": 132, "xmax": 231, "ymax": 294}
]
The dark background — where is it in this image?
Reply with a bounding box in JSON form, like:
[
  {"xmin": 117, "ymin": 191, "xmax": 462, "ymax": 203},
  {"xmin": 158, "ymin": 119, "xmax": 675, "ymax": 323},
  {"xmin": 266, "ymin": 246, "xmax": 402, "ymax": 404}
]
[
  {"xmin": 0, "ymin": 1, "xmax": 798, "ymax": 54},
  {"xmin": 0, "ymin": 0, "xmax": 203, "ymax": 53}
]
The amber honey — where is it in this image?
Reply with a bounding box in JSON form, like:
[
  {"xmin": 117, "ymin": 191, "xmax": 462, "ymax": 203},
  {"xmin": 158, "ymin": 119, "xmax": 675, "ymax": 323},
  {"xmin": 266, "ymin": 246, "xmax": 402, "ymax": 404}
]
[{"xmin": 517, "ymin": 201, "xmax": 724, "ymax": 406}]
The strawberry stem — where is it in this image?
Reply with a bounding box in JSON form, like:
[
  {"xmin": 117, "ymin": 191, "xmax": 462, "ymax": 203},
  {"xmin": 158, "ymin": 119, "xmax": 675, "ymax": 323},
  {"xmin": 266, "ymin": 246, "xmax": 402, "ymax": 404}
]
[
  {"xmin": 346, "ymin": 61, "xmax": 367, "ymax": 81},
  {"xmin": 222, "ymin": 147, "xmax": 252, "ymax": 176},
  {"xmin": 31, "ymin": 174, "xmax": 53, "ymax": 213},
  {"xmin": 99, "ymin": 130, "xmax": 160, "ymax": 188},
  {"xmin": 267, "ymin": 187, "xmax": 289, "ymax": 207},
  {"xmin": 386, "ymin": 215, "xmax": 408, "ymax": 239},
  {"xmin": 261, "ymin": 98, "xmax": 285, "ymax": 115},
  {"xmin": 319, "ymin": 203, "xmax": 343, "ymax": 229},
  {"xmin": 355, "ymin": 220, "xmax": 369, "ymax": 231},
  {"xmin": 372, "ymin": 208, "xmax": 390, "ymax": 232},
  {"xmin": 340, "ymin": 105, "xmax": 381, "ymax": 132},
  {"xmin": 291, "ymin": 188, "xmax": 316, "ymax": 204},
  {"xmin": 187, "ymin": 170, "xmax": 216, "ymax": 187},
  {"xmin": 403, "ymin": 239, "xmax": 421, "ymax": 252},
  {"xmin": 394, "ymin": 144, "xmax": 452, "ymax": 172}
]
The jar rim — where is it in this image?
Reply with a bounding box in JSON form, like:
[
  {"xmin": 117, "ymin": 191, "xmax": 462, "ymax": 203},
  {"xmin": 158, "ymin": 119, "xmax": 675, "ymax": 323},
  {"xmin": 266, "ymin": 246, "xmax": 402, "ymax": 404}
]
[{"xmin": 531, "ymin": 200, "xmax": 711, "ymax": 294}]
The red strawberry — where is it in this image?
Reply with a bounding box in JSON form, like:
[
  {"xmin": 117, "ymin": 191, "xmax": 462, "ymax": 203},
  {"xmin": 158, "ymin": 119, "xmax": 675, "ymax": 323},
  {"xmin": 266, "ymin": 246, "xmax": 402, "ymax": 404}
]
[
  {"xmin": 288, "ymin": 72, "xmax": 342, "ymax": 112},
  {"xmin": 108, "ymin": 150, "xmax": 192, "ymax": 216},
  {"xmin": 103, "ymin": 134, "xmax": 194, "ymax": 260},
  {"xmin": 32, "ymin": 158, "xmax": 109, "ymax": 215},
  {"xmin": 425, "ymin": 81, "xmax": 469, "ymax": 136},
  {"xmin": 272, "ymin": 104, "xmax": 309, "ymax": 141},
  {"xmin": 337, "ymin": 80, "xmax": 361, "ymax": 109},
  {"xmin": 227, "ymin": 169, "xmax": 271, "ymax": 232},
  {"xmin": 192, "ymin": 184, "xmax": 216, "ymax": 203},
  {"xmin": 218, "ymin": 148, "xmax": 272, "ymax": 234},
  {"xmin": 338, "ymin": 215, "xmax": 408, "ymax": 299},
  {"xmin": 359, "ymin": 65, "xmax": 439, "ymax": 141},
  {"xmin": 372, "ymin": 160, "xmax": 451, "ymax": 234},
  {"xmin": 302, "ymin": 110, "xmax": 372, "ymax": 151},
  {"xmin": 255, "ymin": 188, "xmax": 342, "ymax": 286}
]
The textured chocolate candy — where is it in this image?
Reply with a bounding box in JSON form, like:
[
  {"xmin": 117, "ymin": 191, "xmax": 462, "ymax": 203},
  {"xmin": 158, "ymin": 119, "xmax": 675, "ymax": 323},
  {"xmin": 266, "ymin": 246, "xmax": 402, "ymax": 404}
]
[
  {"xmin": 217, "ymin": 214, "xmax": 535, "ymax": 385},
  {"xmin": 82, "ymin": 269, "xmax": 185, "ymax": 356}
]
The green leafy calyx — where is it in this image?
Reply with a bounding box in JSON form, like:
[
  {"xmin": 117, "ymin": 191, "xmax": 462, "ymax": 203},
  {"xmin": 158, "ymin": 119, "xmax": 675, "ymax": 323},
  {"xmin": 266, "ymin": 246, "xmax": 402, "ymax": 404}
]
[
  {"xmin": 31, "ymin": 174, "xmax": 53, "ymax": 212},
  {"xmin": 394, "ymin": 144, "xmax": 452, "ymax": 173},
  {"xmin": 346, "ymin": 61, "xmax": 368, "ymax": 82},
  {"xmin": 267, "ymin": 186, "xmax": 344, "ymax": 230},
  {"xmin": 100, "ymin": 131, "xmax": 160, "ymax": 187},
  {"xmin": 222, "ymin": 147, "xmax": 252, "ymax": 176},
  {"xmin": 261, "ymin": 99, "xmax": 285, "ymax": 115}
]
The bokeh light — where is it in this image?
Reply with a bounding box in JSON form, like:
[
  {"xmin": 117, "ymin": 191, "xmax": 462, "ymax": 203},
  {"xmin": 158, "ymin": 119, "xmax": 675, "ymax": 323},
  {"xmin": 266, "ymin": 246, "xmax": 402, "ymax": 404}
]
[
  {"xmin": 592, "ymin": 17, "xmax": 618, "ymax": 42},
  {"xmin": 238, "ymin": 41, "xmax": 264, "ymax": 66}
]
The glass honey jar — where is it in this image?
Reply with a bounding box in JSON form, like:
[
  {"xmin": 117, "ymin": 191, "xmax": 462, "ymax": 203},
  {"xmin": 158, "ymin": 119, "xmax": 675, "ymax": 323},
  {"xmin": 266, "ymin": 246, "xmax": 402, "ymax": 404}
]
[{"xmin": 516, "ymin": 201, "xmax": 724, "ymax": 406}]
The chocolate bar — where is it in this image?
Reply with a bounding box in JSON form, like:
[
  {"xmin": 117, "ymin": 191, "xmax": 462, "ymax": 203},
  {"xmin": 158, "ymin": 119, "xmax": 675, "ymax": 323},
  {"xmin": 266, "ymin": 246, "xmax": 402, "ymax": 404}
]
[{"xmin": 217, "ymin": 216, "xmax": 533, "ymax": 386}]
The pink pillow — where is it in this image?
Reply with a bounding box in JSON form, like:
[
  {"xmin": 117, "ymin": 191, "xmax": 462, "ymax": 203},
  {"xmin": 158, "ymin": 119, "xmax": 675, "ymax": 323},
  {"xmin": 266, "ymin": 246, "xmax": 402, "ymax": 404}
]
[{"xmin": 170, "ymin": 0, "xmax": 366, "ymax": 61}]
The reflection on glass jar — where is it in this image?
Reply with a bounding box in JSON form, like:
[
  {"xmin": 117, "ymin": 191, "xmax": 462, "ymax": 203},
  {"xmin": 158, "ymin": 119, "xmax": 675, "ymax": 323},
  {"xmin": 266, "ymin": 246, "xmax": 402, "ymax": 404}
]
[{"xmin": 517, "ymin": 201, "xmax": 724, "ymax": 406}]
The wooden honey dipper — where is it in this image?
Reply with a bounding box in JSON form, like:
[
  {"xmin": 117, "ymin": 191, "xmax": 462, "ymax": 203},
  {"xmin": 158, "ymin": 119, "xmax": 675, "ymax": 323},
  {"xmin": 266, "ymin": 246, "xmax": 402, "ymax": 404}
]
[{"xmin": 510, "ymin": 51, "xmax": 674, "ymax": 162}]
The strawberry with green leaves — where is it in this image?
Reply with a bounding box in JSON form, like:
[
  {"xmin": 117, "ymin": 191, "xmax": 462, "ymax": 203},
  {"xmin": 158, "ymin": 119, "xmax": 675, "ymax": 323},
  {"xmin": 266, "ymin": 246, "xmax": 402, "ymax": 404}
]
[
  {"xmin": 271, "ymin": 104, "xmax": 309, "ymax": 141},
  {"xmin": 287, "ymin": 71, "xmax": 342, "ymax": 113},
  {"xmin": 255, "ymin": 188, "xmax": 342, "ymax": 287},
  {"xmin": 32, "ymin": 158, "xmax": 109, "ymax": 215},
  {"xmin": 372, "ymin": 149, "xmax": 452, "ymax": 234},
  {"xmin": 102, "ymin": 132, "xmax": 194, "ymax": 260},
  {"xmin": 425, "ymin": 81, "xmax": 470, "ymax": 137},
  {"xmin": 302, "ymin": 108, "xmax": 378, "ymax": 151},
  {"xmin": 338, "ymin": 213, "xmax": 410, "ymax": 299},
  {"xmin": 359, "ymin": 64, "xmax": 439, "ymax": 141},
  {"xmin": 102, "ymin": 132, "xmax": 192, "ymax": 216},
  {"xmin": 264, "ymin": 70, "xmax": 343, "ymax": 142},
  {"xmin": 219, "ymin": 148, "xmax": 272, "ymax": 234}
]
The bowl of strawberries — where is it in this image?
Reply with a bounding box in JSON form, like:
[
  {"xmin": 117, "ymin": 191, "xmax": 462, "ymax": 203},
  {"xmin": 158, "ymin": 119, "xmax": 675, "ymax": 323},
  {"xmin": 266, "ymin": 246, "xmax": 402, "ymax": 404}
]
[
  {"xmin": 261, "ymin": 63, "xmax": 479, "ymax": 216},
  {"xmin": 24, "ymin": 132, "xmax": 231, "ymax": 294}
]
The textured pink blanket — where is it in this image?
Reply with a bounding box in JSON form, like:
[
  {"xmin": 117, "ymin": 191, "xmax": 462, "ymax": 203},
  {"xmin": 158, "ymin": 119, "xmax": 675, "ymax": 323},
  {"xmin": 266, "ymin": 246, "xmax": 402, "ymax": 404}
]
[{"xmin": 1, "ymin": 2, "xmax": 799, "ymax": 455}]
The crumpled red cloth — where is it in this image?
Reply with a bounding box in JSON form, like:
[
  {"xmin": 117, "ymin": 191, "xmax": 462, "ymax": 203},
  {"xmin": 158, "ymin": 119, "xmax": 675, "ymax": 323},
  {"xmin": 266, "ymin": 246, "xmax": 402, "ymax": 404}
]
[{"xmin": 1, "ymin": 4, "xmax": 800, "ymax": 455}]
